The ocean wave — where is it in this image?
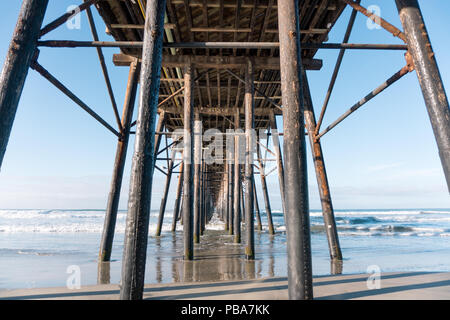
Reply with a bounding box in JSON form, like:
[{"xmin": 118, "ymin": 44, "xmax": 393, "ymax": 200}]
[
  {"xmin": 348, "ymin": 217, "xmax": 381, "ymax": 224},
  {"xmin": 205, "ymin": 215, "xmax": 225, "ymax": 231},
  {"xmin": 0, "ymin": 248, "xmax": 78, "ymax": 256},
  {"xmin": 0, "ymin": 209, "xmax": 448, "ymax": 237},
  {"xmin": 420, "ymin": 210, "xmax": 450, "ymax": 214},
  {"xmin": 310, "ymin": 224, "xmax": 449, "ymax": 237},
  {"xmin": 0, "ymin": 209, "xmax": 111, "ymax": 220},
  {"xmin": 17, "ymin": 250, "xmax": 54, "ymax": 256},
  {"xmin": 0, "ymin": 222, "xmax": 187, "ymax": 234}
]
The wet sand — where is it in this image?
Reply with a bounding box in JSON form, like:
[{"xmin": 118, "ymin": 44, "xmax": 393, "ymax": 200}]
[
  {"xmin": 1, "ymin": 272, "xmax": 449, "ymax": 300},
  {"xmin": 2, "ymin": 230, "xmax": 450, "ymax": 300},
  {"xmin": 3, "ymin": 210, "xmax": 450, "ymax": 290},
  {"xmin": 2, "ymin": 220, "xmax": 450, "ymax": 298}
]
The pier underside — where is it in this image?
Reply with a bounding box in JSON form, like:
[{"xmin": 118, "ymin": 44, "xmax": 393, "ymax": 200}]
[
  {"xmin": 0, "ymin": 0, "xmax": 448, "ymax": 300},
  {"xmin": 94, "ymin": 0, "xmax": 346, "ymax": 201}
]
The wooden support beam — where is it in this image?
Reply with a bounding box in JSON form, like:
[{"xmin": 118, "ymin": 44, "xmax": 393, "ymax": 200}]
[
  {"xmin": 240, "ymin": 179, "xmax": 245, "ymax": 222},
  {"xmin": 99, "ymin": 59, "xmax": 140, "ymax": 264},
  {"xmin": 256, "ymin": 140, "xmax": 275, "ymax": 235},
  {"xmin": 40, "ymin": 0, "xmax": 94, "ymax": 37},
  {"xmin": 200, "ymin": 162, "xmax": 206, "ymax": 234},
  {"xmin": 244, "ymin": 58, "xmax": 255, "ymax": 260},
  {"xmin": 110, "ymin": 23, "xmax": 176, "ymax": 30},
  {"xmin": 227, "ymin": 143, "xmax": 234, "ymax": 235},
  {"xmin": 171, "ymin": 162, "xmax": 184, "ymax": 232},
  {"xmin": 396, "ymin": 0, "xmax": 450, "ymax": 191},
  {"xmin": 39, "ymin": 40, "xmax": 407, "ymax": 51},
  {"xmin": 85, "ymin": 4, "xmax": 122, "ymax": 133},
  {"xmin": 153, "ymin": 111, "xmax": 167, "ymax": 168},
  {"xmin": 193, "ymin": 114, "xmax": 202, "ymax": 243},
  {"xmin": 224, "ymin": 162, "xmax": 229, "ymax": 231},
  {"xmin": 0, "ymin": 0, "xmax": 48, "ymax": 168},
  {"xmin": 233, "ymin": 108, "xmax": 242, "ymax": 243},
  {"xmin": 168, "ymin": 0, "xmax": 335, "ymax": 9},
  {"xmin": 31, "ymin": 62, "xmax": 120, "ymax": 137},
  {"xmin": 315, "ymin": 65, "xmax": 411, "ymax": 140},
  {"xmin": 252, "ymin": 175, "xmax": 263, "ymax": 231},
  {"xmin": 120, "ymin": 0, "xmax": 166, "ymax": 301},
  {"xmin": 302, "ymin": 70, "xmax": 342, "ymax": 262},
  {"xmin": 159, "ymin": 106, "xmax": 282, "ymax": 116},
  {"xmin": 343, "ymin": 0, "xmax": 406, "ymax": 42},
  {"xmin": 182, "ymin": 63, "xmax": 195, "ymax": 260},
  {"xmin": 269, "ymin": 112, "xmax": 286, "ymax": 220},
  {"xmin": 155, "ymin": 149, "xmax": 177, "ymax": 236},
  {"xmin": 111, "ymin": 25, "xmax": 329, "ymax": 35},
  {"xmin": 315, "ymin": 1, "xmax": 359, "ymax": 135},
  {"xmin": 278, "ymin": 0, "xmax": 313, "ymax": 300},
  {"xmin": 113, "ymin": 53, "xmax": 323, "ymax": 70}
]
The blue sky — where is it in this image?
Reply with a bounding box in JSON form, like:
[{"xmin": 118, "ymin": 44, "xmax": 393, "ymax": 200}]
[{"xmin": 0, "ymin": 1, "xmax": 448, "ymax": 210}]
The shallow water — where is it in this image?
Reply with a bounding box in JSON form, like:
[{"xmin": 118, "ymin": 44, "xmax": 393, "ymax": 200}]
[{"xmin": 0, "ymin": 208, "xmax": 449, "ymax": 289}]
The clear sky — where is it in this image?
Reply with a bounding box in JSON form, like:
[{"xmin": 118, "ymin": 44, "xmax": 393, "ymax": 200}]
[{"xmin": 0, "ymin": 1, "xmax": 448, "ymax": 210}]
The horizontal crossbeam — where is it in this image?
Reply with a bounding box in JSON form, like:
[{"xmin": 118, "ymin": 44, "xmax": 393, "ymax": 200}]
[{"xmin": 113, "ymin": 54, "xmax": 322, "ymax": 71}]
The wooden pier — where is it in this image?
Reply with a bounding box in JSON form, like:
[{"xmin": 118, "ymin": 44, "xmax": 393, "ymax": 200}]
[{"xmin": 0, "ymin": 0, "xmax": 449, "ymax": 300}]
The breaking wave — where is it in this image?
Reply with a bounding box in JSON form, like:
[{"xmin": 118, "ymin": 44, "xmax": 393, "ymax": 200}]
[{"xmin": 0, "ymin": 208, "xmax": 449, "ymax": 237}]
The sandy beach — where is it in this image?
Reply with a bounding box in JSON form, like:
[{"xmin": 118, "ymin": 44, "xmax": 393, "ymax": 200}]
[{"xmin": 1, "ymin": 272, "xmax": 449, "ymax": 300}]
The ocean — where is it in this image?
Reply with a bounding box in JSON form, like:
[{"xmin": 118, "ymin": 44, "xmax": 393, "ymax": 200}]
[{"xmin": 0, "ymin": 208, "xmax": 449, "ymax": 290}]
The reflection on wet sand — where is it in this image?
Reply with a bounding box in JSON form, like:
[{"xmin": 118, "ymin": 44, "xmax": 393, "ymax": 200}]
[
  {"xmin": 96, "ymin": 228, "xmax": 343, "ymax": 285},
  {"xmin": 171, "ymin": 233, "xmax": 180, "ymax": 282},
  {"xmin": 331, "ymin": 259, "xmax": 343, "ymax": 275},
  {"xmin": 156, "ymin": 237, "xmax": 162, "ymax": 283},
  {"xmin": 156, "ymin": 230, "xmax": 286, "ymax": 283},
  {"xmin": 97, "ymin": 262, "xmax": 110, "ymax": 285}
]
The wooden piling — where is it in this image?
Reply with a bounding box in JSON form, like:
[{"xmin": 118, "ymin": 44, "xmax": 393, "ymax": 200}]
[
  {"xmin": 218, "ymin": 183, "xmax": 223, "ymax": 221},
  {"xmin": 200, "ymin": 161, "xmax": 206, "ymax": 234},
  {"xmin": 171, "ymin": 162, "xmax": 184, "ymax": 232},
  {"xmin": 278, "ymin": 0, "xmax": 313, "ymax": 300},
  {"xmin": 155, "ymin": 149, "xmax": 177, "ymax": 237},
  {"xmin": 228, "ymin": 146, "xmax": 234, "ymax": 235},
  {"xmin": 193, "ymin": 114, "xmax": 202, "ymax": 243},
  {"xmin": 120, "ymin": 0, "xmax": 166, "ymax": 301},
  {"xmin": 99, "ymin": 60, "xmax": 140, "ymax": 263},
  {"xmin": 302, "ymin": 70, "xmax": 342, "ymax": 262},
  {"xmin": 182, "ymin": 62, "xmax": 194, "ymax": 260},
  {"xmin": 396, "ymin": 0, "xmax": 450, "ymax": 191},
  {"xmin": 269, "ymin": 112, "xmax": 287, "ymax": 218},
  {"xmin": 240, "ymin": 181, "xmax": 245, "ymax": 222},
  {"xmin": 253, "ymin": 176, "xmax": 263, "ymax": 231},
  {"xmin": 224, "ymin": 164, "xmax": 229, "ymax": 231},
  {"xmin": 153, "ymin": 111, "xmax": 167, "ymax": 171},
  {"xmin": 219, "ymin": 180, "xmax": 224, "ymax": 222},
  {"xmin": 256, "ymin": 141, "xmax": 275, "ymax": 235},
  {"xmin": 0, "ymin": 0, "xmax": 49, "ymax": 167},
  {"xmin": 244, "ymin": 58, "xmax": 255, "ymax": 260},
  {"xmin": 203, "ymin": 165, "xmax": 209, "ymax": 230},
  {"xmin": 233, "ymin": 109, "xmax": 242, "ymax": 243}
]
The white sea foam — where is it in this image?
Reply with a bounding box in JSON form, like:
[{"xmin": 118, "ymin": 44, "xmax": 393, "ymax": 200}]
[
  {"xmin": 205, "ymin": 214, "xmax": 225, "ymax": 231},
  {"xmin": 0, "ymin": 209, "xmax": 449, "ymax": 237}
]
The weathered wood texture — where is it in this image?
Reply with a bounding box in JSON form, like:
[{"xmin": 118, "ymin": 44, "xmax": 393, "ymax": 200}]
[
  {"xmin": 99, "ymin": 60, "xmax": 140, "ymax": 262},
  {"xmin": 0, "ymin": 0, "xmax": 49, "ymax": 167},
  {"xmin": 278, "ymin": 0, "xmax": 313, "ymax": 300},
  {"xmin": 120, "ymin": 0, "xmax": 166, "ymax": 301}
]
